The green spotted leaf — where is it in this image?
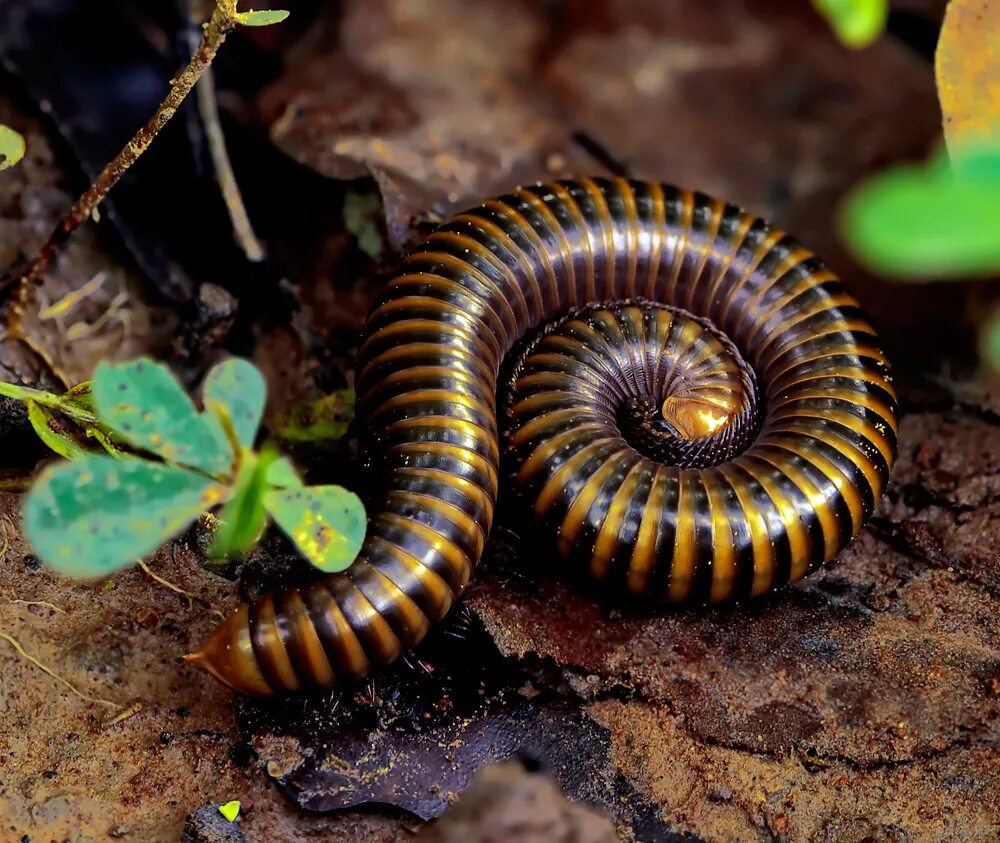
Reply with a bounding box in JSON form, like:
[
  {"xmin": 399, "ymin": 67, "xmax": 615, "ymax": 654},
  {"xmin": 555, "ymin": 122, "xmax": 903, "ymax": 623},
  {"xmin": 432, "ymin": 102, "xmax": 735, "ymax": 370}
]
[
  {"xmin": 0, "ymin": 125, "xmax": 25, "ymax": 171},
  {"xmin": 203, "ymin": 358, "xmax": 266, "ymax": 450},
  {"xmin": 234, "ymin": 9, "xmax": 289, "ymax": 26},
  {"xmin": 813, "ymin": 0, "xmax": 888, "ymax": 48},
  {"xmin": 210, "ymin": 450, "xmax": 274, "ymax": 559},
  {"xmin": 92, "ymin": 358, "xmax": 233, "ymax": 476},
  {"xmin": 264, "ymin": 485, "xmax": 366, "ymax": 573},
  {"xmin": 23, "ymin": 455, "xmax": 226, "ymax": 578}
]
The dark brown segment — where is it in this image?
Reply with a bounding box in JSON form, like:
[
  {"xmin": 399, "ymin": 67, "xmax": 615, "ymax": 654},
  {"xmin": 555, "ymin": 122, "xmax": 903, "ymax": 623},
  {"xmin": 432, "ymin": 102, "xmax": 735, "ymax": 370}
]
[{"xmin": 192, "ymin": 179, "xmax": 897, "ymax": 696}]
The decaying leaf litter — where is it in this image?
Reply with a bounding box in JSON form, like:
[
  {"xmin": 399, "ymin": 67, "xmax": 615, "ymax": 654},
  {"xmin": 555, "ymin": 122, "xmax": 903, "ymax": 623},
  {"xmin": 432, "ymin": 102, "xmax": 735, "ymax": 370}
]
[{"xmin": 0, "ymin": 1, "xmax": 998, "ymax": 842}]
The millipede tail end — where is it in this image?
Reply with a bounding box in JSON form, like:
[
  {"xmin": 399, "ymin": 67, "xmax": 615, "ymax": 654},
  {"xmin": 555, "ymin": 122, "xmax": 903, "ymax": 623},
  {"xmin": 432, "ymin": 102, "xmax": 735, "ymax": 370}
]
[{"xmin": 185, "ymin": 605, "xmax": 273, "ymax": 697}]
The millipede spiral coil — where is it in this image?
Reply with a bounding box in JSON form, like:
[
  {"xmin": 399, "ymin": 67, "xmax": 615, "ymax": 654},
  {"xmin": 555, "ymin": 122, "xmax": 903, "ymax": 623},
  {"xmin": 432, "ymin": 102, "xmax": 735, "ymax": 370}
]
[{"xmin": 188, "ymin": 178, "xmax": 898, "ymax": 696}]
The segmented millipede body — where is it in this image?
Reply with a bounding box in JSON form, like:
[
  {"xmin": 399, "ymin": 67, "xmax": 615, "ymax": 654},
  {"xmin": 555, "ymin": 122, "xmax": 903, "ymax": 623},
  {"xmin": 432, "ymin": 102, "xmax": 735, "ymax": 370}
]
[{"xmin": 189, "ymin": 178, "xmax": 898, "ymax": 696}]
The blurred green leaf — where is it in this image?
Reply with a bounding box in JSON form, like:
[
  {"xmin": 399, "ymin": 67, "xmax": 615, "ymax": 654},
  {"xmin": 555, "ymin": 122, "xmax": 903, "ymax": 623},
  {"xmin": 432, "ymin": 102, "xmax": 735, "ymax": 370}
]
[
  {"xmin": 277, "ymin": 389, "xmax": 355, "ymax": 446},
  {"xmin": 344, "ymin": 191, "xmax": 385, "ymax": 259},
  {"xmin": 0, "ymin": 125, "xmax": 25, "ymax": 171},
  {"xmin": 264, "ymin": 485, "xmax": 366, "ymax": 573},
  {"xmin": 841, "ymin": 145, "xmax": 1000, "ymax": 277},
  {"xmin": 234, "ymin": 9, "xmax": 289, "ymax": 26},
  {"xmin": 93, "ymin": 358, "xmax": 233, "ymax": 476},
  {"xmin": 981, "ymin": 308, "xmax": 1000, "ymax": 372},
  {"xmin": 813, "ymin": 0, "xmax": 888, "ymax": 48},
  {"xmin": 203, "ymin": 358, "xmax": 265, "ymax": 450},
  {"xmin": 24, "ymin": 455, "xmax": 225, "ymax": 578}
]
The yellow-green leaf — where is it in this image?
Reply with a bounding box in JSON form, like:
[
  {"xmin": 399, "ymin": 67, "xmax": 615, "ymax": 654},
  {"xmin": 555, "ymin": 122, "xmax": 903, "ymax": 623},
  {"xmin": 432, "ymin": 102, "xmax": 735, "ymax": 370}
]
[
  {"xmin": 264, "ymin": 485, "xmax": 366, "ymax": 573},
  {"xmin": 277, "ymin": 390, "xmax": 355, "ymax": 446},
  {"xmin": 218, "ymin": 801, "xmax": 241, "ymax": 822},
  {"xmin": 0, "ymin": 125, "xmax": 25, "ymax": 172},
  {"xmin": 234, "ymin": 9, "xmax": 289, "ymax": 26}
]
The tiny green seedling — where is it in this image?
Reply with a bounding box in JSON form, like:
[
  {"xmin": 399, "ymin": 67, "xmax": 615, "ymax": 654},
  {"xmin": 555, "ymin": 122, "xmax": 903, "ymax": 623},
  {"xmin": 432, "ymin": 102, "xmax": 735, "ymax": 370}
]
[
  {"xmin": 0, "ymin": 125, "xmax": 26, "ymax": 172},
  {"xmin": 813, "ymin": 0, "xmax": 888, "ymax": 49},
  {"xmin": 21, "ymin": 357, "xmax": 366, "ymax": 579},
  {"xmin": 218, "ymin": 800, "xmax": 241, "ymax": 822}
]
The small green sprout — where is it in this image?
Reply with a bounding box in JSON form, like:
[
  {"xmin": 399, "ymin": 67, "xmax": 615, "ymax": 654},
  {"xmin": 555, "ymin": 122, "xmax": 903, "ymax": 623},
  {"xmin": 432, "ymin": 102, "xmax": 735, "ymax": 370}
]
[
  {"xmin": 21, "ymin": 357, "xmax": 366, "ymax": 579},
  {"xmin": 0, "ymin": 125, "xmax": 26, "ymax": 171},
  {"xmin": 218, "ymin": 800, "xmax": 241, "ymax": 822},
  {"xmin": 813, "ymin": 0, "xmax": 888, "ymax": 49}
]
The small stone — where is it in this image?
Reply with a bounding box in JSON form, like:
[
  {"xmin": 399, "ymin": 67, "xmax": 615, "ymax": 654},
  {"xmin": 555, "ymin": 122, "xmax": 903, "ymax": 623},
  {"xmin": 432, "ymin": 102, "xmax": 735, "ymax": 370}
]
[{"xmin": 182, "ymin": 806, "xmax": 245, "ymax": 843}]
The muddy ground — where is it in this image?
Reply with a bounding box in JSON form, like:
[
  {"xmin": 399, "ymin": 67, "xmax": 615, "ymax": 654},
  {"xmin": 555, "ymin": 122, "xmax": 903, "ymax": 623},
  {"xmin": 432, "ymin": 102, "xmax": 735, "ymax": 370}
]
[{"xmin": 0, "ymin": 1, "xmax": 997, "ymax": 841}]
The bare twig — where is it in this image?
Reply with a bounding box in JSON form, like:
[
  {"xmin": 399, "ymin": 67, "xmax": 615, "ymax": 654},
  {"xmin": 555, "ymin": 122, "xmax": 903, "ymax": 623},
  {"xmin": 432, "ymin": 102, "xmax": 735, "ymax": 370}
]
[
  {"xmin": 137, "ymin": 558, "xmax": 197, "ymax": 608},
  {"xmin": 3, "ymin": 1, "xmax": 240, "ymax": 324},
  {"xmin": 197, "ymin": 66, "xmax": 266, "ymax": 262},
  {"xmin": 0, "ymin": 630, "xmax": 118, "ymax": 709},
  {"xmin": 2, "ymin": 593, "xmax": 66, "ymax": 614},
  {"xmin": 103, "ymin": 700, "xmax": 144, "ymax": 729}
]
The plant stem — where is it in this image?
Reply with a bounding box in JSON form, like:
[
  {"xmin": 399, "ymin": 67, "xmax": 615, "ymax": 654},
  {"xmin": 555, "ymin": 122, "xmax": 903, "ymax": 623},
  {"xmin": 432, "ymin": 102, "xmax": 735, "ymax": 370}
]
[
  {"xmin": 4, "ymin": 2, "xmax": 238, "ymax": 303},
  {"xmin": 197, "ymin": 67, "xmax": 266, "ymax": 262}
]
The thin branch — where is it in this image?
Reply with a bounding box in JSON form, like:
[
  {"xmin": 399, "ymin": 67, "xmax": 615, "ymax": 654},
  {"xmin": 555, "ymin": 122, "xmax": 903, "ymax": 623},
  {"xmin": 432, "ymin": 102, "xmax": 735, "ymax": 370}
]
[
  {"xmin": 3, "ymin": 2, "xmax": 239, "ymax": 312},
  {"xmin": 197, "ymin": 67, "xmax": 266, "ymax": 262},
  {"xmin": 137, "ymin": 558, "xmax": 197, "ymax": 608},
  {"xmin": 2, "ymin": 592, "xmax": 66, "ymax": 614}
]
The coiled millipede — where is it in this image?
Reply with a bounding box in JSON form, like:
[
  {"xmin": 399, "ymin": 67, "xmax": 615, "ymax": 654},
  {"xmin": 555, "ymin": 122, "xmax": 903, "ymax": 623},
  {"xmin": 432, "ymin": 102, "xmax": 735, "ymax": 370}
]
[{"xmin": 188, "ymin": 178, "xmax": 897, "ymax": 697}]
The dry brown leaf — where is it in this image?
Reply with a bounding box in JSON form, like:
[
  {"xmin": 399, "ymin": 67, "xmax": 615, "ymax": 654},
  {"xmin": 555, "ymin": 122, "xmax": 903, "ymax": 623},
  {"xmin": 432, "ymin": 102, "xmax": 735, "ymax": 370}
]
[{"xmin": 936, "ymin": 0, "xmax": 1000, "ymax": 151}]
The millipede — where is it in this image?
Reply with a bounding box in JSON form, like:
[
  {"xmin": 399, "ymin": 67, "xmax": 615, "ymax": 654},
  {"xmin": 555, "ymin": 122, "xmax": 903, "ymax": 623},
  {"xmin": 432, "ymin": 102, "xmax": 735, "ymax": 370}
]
[{"xmin": 188, "ymin": 178, "xmax": 898, "ymax": 697}]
